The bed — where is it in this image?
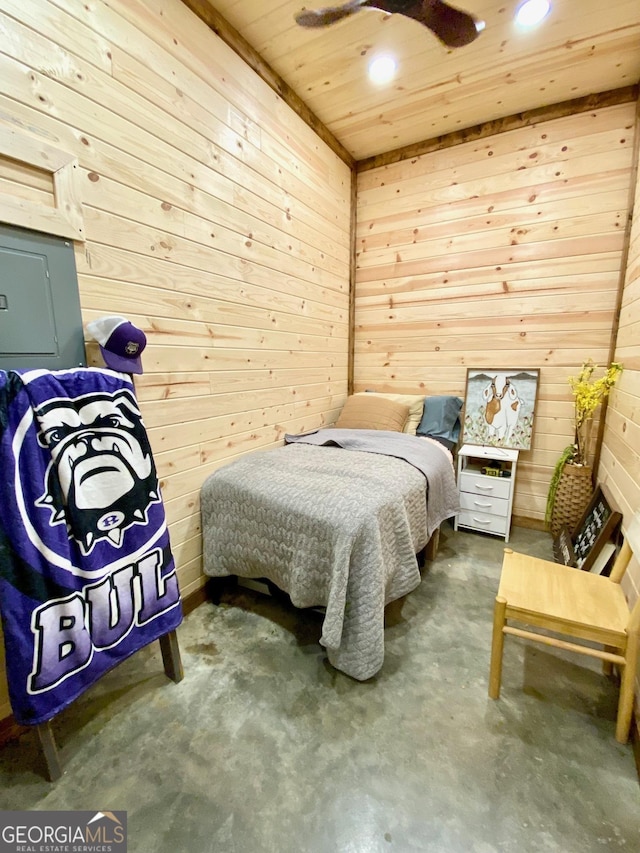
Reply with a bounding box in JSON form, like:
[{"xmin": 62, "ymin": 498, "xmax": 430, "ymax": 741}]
[{"xmin": 200, "ymin": 393, "xmax": 462, "ymax": 681}]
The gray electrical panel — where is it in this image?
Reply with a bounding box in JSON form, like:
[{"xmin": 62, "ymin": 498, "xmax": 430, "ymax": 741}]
[{"xmin": 0, "ymin": 224, "xmax": 86, "ymax": 371}]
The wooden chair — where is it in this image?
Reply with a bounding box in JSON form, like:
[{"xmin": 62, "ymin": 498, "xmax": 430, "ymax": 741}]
[
  {"xmin": 35, "ymin": 629, "xmax": 183, "ymax": 781},
  {"xmin": 488, "ymin": 522, "xmax": 640, "ymax": 744}
]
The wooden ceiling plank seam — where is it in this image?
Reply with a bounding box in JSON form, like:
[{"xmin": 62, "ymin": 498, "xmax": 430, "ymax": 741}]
[{"xmin": 312, "ymin": 28, "xmax": 640, "ymax": 119}]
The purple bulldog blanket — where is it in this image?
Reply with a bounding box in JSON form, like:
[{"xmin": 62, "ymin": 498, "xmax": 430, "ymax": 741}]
[{"xmin": 0, "ymin": 368, "xmax": 182, "ymax": 725}]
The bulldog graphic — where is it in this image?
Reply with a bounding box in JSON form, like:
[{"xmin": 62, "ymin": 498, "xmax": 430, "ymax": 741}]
[{"xmin": 34, "ymin": 389, "xmax": 160, "ymax": 555}]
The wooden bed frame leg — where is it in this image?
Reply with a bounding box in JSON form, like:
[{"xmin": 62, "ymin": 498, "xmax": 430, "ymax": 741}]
[
  {"xmin": 425, "ymin": 526, "xmax": 440, "ymax": 562},
  {"xmin": 36, "ymin": 721, "xmax": 62, "ymax": 782},
  {"xmin": 159, "ymin": 630, "xmax": 184, "ymax": 683}
]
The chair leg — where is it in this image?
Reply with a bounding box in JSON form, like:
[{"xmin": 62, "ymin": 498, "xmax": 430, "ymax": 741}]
[
  {"xmin": 615, "ymin": 634, "xmax": 639, "ymax": 744},
  {"xmin": 159, "ymin": 630, "xmax": 184, "ymax": 683},
  {"xmin": 489, "ymin": 597, "xmax": 507, "ymax": 699},
  {"xmin": 36, "ymin": 721, "xmax": 62, "ymax": 782},
  {"xmin": 602, "ymin": 646, "xmax": 615, "ymax": 678}
]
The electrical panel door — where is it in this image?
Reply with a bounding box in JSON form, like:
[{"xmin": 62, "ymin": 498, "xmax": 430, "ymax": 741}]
[{"xmin": 0, "ymin": 224, "xmax": 86, "ymax": 371}]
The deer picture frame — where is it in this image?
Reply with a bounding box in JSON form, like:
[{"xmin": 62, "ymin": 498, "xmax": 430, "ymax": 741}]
[{"xmin": 461, "ymin": 368, "xmax": 540, "ymax": 451}]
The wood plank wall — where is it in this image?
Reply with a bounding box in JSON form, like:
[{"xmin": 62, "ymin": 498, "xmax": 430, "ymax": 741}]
[
  {"xmin": 599, "ymin": 99, "xmax": 640, "ymax": 610},
  {"xmin": 0, "ymin": 0, "xmax": 351, "ymax": 723},
  {"xmin": 355, "ymin": 102, "xmax": 637, "ymax": 526}
]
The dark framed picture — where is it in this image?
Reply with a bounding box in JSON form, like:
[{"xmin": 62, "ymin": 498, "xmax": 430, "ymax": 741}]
[
  {"xmin": 461, "ymin": 368, "xmax": 540, "ymax": 451},
  {"xmin": 553, "ymin": 486, "xmax": 622, "ymax": 573}
]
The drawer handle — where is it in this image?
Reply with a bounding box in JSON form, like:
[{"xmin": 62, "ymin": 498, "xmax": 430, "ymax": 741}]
[
  {"xmin": 474, "ymin": 482, "xmax": 495, "ymax": 490},
  {"xmin": 472, "ymin": 516, "xmax": 493, "ymax": 525},
  {"xmin": 473, "ymin": 500, "xmax": 493, "ymax": 508}
]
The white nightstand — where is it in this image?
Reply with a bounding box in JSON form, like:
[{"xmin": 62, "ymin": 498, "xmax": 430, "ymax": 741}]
[{"xmin": 454, "ymin": 444, "xmax": 519, "ymax": 542}]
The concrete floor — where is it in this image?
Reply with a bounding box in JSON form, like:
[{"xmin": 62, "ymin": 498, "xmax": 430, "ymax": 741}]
[{"xmin": 0, "ymin": 524, "xmax": 638, "ymax": 852}]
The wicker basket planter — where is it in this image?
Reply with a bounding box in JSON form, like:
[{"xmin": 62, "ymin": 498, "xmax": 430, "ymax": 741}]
[{"xmin": 549, "ymin": 463, "xmax": 593, "ymax": 538}]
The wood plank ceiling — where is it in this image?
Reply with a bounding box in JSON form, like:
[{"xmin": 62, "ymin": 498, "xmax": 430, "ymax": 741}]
[{"xmin": 184, "ymin": 0, "xmax": 640, "ymax": 163}]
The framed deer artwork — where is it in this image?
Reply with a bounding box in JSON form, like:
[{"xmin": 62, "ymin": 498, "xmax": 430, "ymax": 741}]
[{"xmin": 461, "ymin": 369, "xmax": 540, "ymax": 451}]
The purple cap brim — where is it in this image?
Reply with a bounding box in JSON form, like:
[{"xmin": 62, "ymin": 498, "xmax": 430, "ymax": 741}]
[{"xmin": 99, "ymin": 345, "xmax": 143, "ymax": 375}]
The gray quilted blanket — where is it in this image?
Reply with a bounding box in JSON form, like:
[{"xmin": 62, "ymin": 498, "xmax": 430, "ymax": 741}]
[{"xmin": 201, "ymin": 431, "xmax": 459, "ymax": 680}]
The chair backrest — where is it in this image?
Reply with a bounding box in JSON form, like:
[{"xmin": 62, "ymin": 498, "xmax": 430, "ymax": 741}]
[
  {"xmin": 609, "ymin": 539, "xmax": 632, "ymax": 584},
  {"xmin": 609, "ymin": 516, "xmax": 640, "ymax": 637}
]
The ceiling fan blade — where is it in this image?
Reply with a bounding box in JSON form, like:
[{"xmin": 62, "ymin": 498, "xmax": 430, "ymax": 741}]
[
  {"xmin": 416, "ymin": 0, "xmax": 482, "ymax": 48},
  {"xmin": 295, "ymin": 1, "xmax": 483, "ymax": 49},
  {"xmin": 295, "ymin": 0, "xmax": 367, "ymax": 28}
]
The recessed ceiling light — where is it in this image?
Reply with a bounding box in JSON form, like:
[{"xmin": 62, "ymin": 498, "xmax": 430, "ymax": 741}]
[
  {"xmin": 515, "ymin": 0, "xmax": 551, "ymax": 27},
  {"xmin": 368, "ymin": 55, "xmax": 397, "ymax": 85}
]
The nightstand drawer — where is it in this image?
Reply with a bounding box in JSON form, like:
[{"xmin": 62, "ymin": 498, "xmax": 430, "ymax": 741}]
[
  {"xmin": 456, "ymin": 510, "xmax": 508, "ymax": 536},
  {"xmin": 459, "ymin": 491, "xmax": 509, "ymax": 518},
  {"xmin": 459, "ymin": 471, "xmax": 511, "ymax": 501}
]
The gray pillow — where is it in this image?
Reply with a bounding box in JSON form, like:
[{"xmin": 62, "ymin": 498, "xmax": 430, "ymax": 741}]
[{"xmin": 416, "ymin": 396, "xmax": 463, "ymax": 450}]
